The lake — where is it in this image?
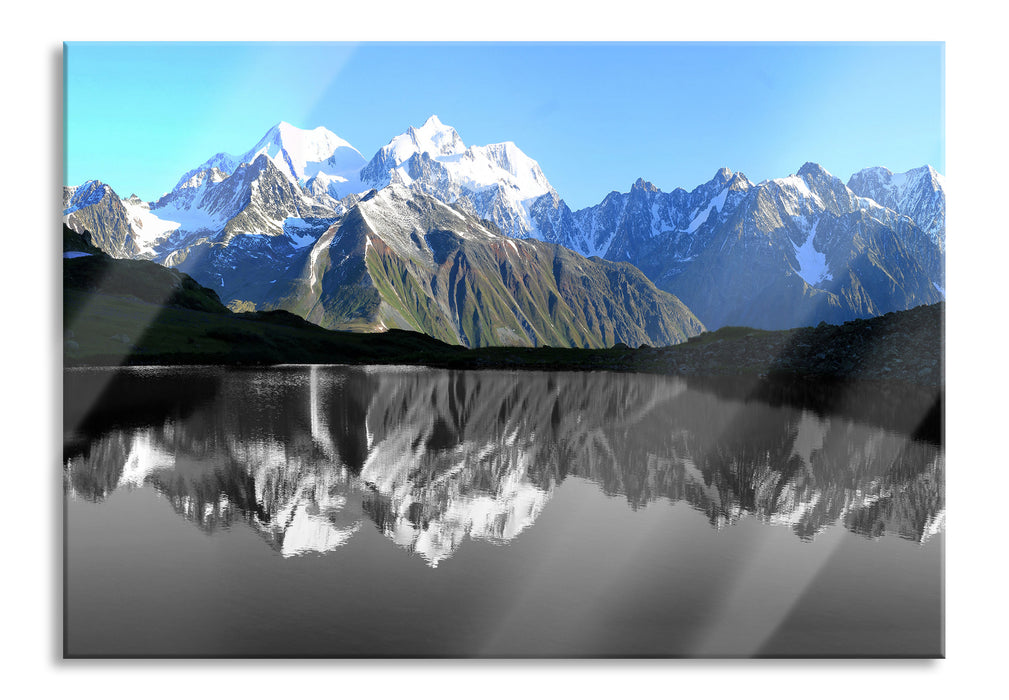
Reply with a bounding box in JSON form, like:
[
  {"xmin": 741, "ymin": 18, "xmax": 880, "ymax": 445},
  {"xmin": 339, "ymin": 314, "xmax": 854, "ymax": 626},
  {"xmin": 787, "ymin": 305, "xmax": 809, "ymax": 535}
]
[{"xmin": 63, "ymin": 365, "xmax": 943, "ymax": 657}]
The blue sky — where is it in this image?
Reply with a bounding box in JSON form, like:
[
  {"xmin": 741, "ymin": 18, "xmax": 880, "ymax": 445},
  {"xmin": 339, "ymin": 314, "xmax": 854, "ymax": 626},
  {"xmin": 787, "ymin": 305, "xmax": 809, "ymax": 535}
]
[{"xmin": 65, "ymin": 42, "xmax": 943, "ymax": 209}]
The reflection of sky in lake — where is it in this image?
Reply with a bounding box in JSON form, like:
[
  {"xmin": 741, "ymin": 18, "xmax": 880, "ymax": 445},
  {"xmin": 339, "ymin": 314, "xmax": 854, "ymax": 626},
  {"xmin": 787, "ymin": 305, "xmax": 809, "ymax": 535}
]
[{"xmin": 63, "ymin": 365, "xmax": 943, "ymax": 657}]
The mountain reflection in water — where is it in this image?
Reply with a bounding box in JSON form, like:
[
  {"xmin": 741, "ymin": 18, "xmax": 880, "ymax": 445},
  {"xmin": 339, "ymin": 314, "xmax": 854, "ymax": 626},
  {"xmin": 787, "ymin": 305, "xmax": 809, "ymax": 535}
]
[{"xmin": 64, "ymin": 365, "xmax": 944, "ymax": 567}]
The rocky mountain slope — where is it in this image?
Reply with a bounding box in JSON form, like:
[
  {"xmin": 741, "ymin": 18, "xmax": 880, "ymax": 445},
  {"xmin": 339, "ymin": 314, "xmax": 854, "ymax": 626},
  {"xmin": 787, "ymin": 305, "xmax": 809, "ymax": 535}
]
[
  {"xmin": 566, "ymin": 163, "xmax": 944, "ymax": 330},
  {"xmin": 847, "ymin": 165, "xmax": 945, "ymax": 249},
  {"xmin": 359, "ymin": 115, "xmax": 573, "ymax": 243},
  {"xmin": 172, "ymin": 121, "xmax": 367, "ymax": 199},
  {"xmin": 64, "ymin": 181, "xmax": 141, "ymax": 258},
  {"xmin": 206, "ymin": 184, "xmax": 703, "ymax": 348}
]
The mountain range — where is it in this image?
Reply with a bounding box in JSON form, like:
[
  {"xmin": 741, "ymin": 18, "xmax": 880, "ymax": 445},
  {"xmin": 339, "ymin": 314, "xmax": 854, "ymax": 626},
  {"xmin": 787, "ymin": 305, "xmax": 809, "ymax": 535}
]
[{"xmin": 63, "ymin": 116, "xmax": 946, "ymax": 345}]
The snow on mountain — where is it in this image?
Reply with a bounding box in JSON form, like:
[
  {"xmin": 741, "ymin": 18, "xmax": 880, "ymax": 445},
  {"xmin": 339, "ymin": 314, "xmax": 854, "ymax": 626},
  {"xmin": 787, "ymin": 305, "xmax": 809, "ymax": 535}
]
[
  {"xmin": 63, "ymin": 180, "xmax": 109, "ymax": 214},
  {"xmin": 257, "ymin": 121, "xmax": 363, "ymax": 178},
  {"xmin": 303, "ymin": 171, "xmax": 359, "ymax": 208},
  {"xmin": 685, "ymin": 186, "xmax": 730, "ymax": 233},
  {"xmin": 444, "ymin": 141, "xmax": 552, "ymax": 196},
  {"xmin": 152, "ymin": 165, "xmax": 249, "ymax": 235},
  {"xmin": 789, "ymin": 217, "xmax": 831, "ymax": 285},
  {"xmin": 247, "ymin": 121, "xmax": 367, "ymax": 194},
  {"xmin": 53, "ymin": 124, "xmax": 363, "ymax": 268},
  {"xmin": 120, "ymin": 194, "xmax": 181, "ymax": 255},
  {"xmin": 63, "ymin": 114, "xmax": 945, "ymax": 334},
  {"xmin": 846, "ymin": 165, "xmax": 945, "ymax": 249},
  {"xmin": 572, "ymin": 169, "xmax": 753, "ymax": 263},
  {"xmin": 151, "ymin": 154, "xmax": 342, "ymax": 252},
  {"xmin": 565, "ymin": 162, "xmax": 943, "ymax": 330},
  {"xmin": 173, "ymin": 121, "xmax": 368, "ymax": 194},
  {"xmin": 382, "ymin": 114, "xmax": 466, "ymax": 163},
  {"xmin": 360, "ymin": 116, "xmax": 559, "ymax": 241},
  {"xmin": 62, "ymin": 180, "xmax": 141, "ymax": 258},
  {"xmin": 356, "ymin": 183, "xmax": 499, "ymax": 252},
  {"xmin": 176, "ymin": 167, "xmax": 230, "ymax": 191}
]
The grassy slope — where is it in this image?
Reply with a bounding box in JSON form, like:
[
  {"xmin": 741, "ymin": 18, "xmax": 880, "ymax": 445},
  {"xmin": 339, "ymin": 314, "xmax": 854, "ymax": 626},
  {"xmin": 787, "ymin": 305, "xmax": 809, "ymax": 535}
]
[
  {"xmin": 62, "ymin": 226, "xmax": 457, "ymax": 366},
  {"xmin": 64, "ymin": 289, "xmax": 457, "ymax": 366},
  {"xmin": 362, "ymin": 234, "xmax": 704, "ymax": 349}
]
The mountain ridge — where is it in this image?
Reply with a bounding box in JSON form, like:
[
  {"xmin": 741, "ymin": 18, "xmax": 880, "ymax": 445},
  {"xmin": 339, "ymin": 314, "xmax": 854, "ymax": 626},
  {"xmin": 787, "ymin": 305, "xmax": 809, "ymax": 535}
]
[
  {"xmin": 248, "ymin": 184, "xmax": 705, "ymax": 348},
  {"xmin": 63, "ymin": 117, "xmax": 945, "ymax": 337}
]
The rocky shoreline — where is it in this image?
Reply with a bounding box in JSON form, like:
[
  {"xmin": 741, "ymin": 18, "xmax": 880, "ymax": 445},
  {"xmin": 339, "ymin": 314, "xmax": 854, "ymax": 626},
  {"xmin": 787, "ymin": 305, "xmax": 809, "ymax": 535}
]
[
  {"xmin": 652, "ymin": 302, "xmax": 942, "ymax": 386},
  {"xmin": 437, "ymin": 303, "xmax": 944, "ymax": 388}
]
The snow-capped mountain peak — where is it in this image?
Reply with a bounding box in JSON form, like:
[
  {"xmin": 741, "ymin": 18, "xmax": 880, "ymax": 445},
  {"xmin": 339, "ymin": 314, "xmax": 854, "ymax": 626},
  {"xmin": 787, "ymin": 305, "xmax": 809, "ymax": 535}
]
[
  {"xmin": 761, "ymin": 162, "xmax": 859, "ymax": 218},
  {"xmin": 421, "ymin": 114, "xmax": 446, "ymax": 129},
  {"xmin": 713, "ymin": 167, "xmax": 734, "ymax": 185},
  {"xmin": 245, "ymin": 121, "xmax": 366, "ymax": 184},
  {"xmin": 413, "ymin": 115, "xmax": 465, "ymax": 154},
  {"xmin": 177, "ymin": 167, "xmax": 228, "ymax": 191},
  {"xmin": 926, "ymin": 164, "xmax": 945, "ymax": 189},
  {"xmin": 846, "ymin": 164, "xmax": 944, "ymax": 197},
  {"xmin": 797, "ymin": 161, "xmax": 833, "ymax": 179},
  {"xmin": 63, "ymin": 179, "xmax": 110, "ymax": 214},
  {"xmin": 455, "ymin": 141, "xmax": 552, "ymax": 197},
  {"xmin": 846, "ymin": 164, "xmax": 946, "ymax": 247},
  {"xmin": 631, "ymin": 177, "xmax": 659, "ymax": 193},
  {"xmin": 382, "ymin": 115, "xmax": 467, "ymax": 166},
  {"xmin": 169, "ymin": 122, "xmax": 368, "ymax": 199},
  {"xmin": 357, "ymin": 118, "xmax": 559, "ymax": 240},
  {"xmin": 256, "ymin": 122, "xmax": 358, "ymax": 165}
]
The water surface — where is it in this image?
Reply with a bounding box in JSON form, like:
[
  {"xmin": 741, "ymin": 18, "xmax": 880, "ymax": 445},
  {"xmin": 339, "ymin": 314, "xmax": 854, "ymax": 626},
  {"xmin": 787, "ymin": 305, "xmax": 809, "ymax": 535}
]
[{"xmin": 64, "ymin": 365, "xmax": 943, "ymax": 657}]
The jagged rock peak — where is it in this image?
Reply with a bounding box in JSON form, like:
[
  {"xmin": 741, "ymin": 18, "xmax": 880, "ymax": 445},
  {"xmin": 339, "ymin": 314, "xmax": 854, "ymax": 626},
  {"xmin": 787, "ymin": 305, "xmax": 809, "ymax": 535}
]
[
  {"xmin": 631, "ymin": 177, "xmax": 659, "ymax": 193},
  {"xmin": 847, "ymin": 164, "xmax": 945, "ymax": 191},
  {"xmin": 727, "ymin": 171, "xmax": 752, "ymax": 190},
  {"xmin": 713, "ymin": 166, "xmax": 734, "ymax": 184},
  {"xmin": 402, "ymin": 115, "xmax": 466, "ymax": 157},
  {"xmin": 797, "ymin": 162, "xmax": 832, "ymax": 179},
  {"xmin": 64, "ymin": 180, "xmax": 114, "ymax": 212}
]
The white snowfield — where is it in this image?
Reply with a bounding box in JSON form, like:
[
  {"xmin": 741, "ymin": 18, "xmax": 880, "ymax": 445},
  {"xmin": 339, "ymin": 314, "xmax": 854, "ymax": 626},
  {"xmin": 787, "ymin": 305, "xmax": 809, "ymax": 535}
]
[
  {"xmin": 852, "ymin": 164, "xmax": 944, "ymax": 199},
  {"xmin": 769, "ymin": 174, "xmax": 828, "ymax": 214},
  {"xmin": 684, "ymin": 187, "xmax": 729, "ymax": 234},
  {"xmin": 365, "ymin": 116, "xmax": 556, "ymax": 240},
  {"xmin": 182, "ymin": 121, "xmax": 367, "ymax": 188},
  {"xmin": 120, "ymin": 196, "xmax": 182, "ymax": 254},
  {"xmin": 847, "ymin": 164, "xmax": 946, "ymax": 249},
  {"xmin": 790, "ymin": 217, "xmax": 831, "ymax": 285},
  {"xmin": 384, "ymin": 114, "xmax": 466, "ymax": 162}
]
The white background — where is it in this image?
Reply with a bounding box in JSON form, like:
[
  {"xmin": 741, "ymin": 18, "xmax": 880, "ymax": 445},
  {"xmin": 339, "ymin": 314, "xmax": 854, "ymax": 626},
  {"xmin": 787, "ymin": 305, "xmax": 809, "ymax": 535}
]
[{"xmin": 4, "ymin": 1, "xmax": 1005, "ymax": 696}]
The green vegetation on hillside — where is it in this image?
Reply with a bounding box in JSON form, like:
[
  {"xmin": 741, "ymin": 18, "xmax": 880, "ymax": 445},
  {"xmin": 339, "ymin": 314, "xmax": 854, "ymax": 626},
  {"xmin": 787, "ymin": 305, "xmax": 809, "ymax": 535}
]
[
  {"xmin": 64, "ymin": 288, "xmax": 456, "ymax": 367},
  {"xmin": 358, "ymin": 231, "xmax": 704, "ymax": 349}
]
